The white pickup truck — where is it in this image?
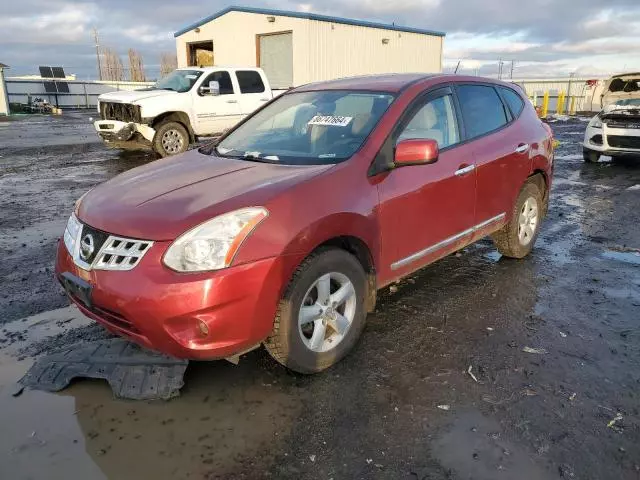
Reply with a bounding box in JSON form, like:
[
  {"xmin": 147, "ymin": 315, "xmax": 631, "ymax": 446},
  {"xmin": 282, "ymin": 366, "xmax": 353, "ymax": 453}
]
[{"xmin": 94, "ymin": 67, "xmax": 276, "ymax": 157}]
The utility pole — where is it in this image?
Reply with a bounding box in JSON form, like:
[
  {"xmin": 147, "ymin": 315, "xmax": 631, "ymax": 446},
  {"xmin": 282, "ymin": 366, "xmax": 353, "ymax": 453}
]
[
  {"xmin": 510, "ymin": 60, "xmax": 515, "ymax": 79},
  {"xmin": 498, "ymin": 59, "xmax": 503, "ymax": 80},
  {"xmin": 93, "ymin": 28, "xmax": 102, "ymax": 81}
]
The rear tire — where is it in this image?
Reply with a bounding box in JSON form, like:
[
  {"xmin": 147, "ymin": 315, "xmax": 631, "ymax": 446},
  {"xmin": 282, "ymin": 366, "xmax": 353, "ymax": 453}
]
[
  {"xmin": 583, "ymin": 148, "xmax": 600, "ymax": 163},
  {"xmin": 153, "ymin": 121, "xmax": 189, "ymax": 157},
  {"xmin": 491, "ymin": 181, "xmax": 544, "ymax": 259},
  {"xmin": 264, "ymin": 248, "xmax": 368, "ymax": 374}
]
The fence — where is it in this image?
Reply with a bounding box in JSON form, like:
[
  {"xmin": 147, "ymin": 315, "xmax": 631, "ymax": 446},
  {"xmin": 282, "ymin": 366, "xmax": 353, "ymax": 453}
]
[
  {"xmin": 6, "ymin": 76, "xmax": 609, "ymax": 114},
  {"xmin": 6, "ymin": 78, "xmax": 154, "ymax": 110},
  {"xmin": 514, "ymin": 78, "xmax": 606, "ymax": 114}
]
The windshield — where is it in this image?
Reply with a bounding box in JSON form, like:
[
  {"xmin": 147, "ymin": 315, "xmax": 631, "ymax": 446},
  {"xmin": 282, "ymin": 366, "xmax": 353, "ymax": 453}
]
[
  {"xmin": 154, "ymin": 70, "xmax": 203, "ymax": 93},
  {"xmin": 614, "ymin": 98, "xmax": 640, "ymax": 106},
  {"xmin": 213, "ymin": 90, "xmax": 395, "ymax": 165}
]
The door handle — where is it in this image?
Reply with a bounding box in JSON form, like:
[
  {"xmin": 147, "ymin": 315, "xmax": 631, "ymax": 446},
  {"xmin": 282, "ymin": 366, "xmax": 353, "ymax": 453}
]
[
  {"xmin": 515, "ymin": 143, "xmax": 530, "ymax": 153},
  {"xmin": 226, "ymin": 99, "xmax": 238, "ymax": 104},
  {"xmin": 454, "ymin": 164, "xmax": 475, "ymax": 176}
]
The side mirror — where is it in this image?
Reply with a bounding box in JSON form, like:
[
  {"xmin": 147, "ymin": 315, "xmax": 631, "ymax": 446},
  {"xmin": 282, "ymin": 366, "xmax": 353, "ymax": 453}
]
[
  {"xmin": 394, "ymin": 139, "xmax": 439, "ymax": 167},
  {"xmin": 200, "ymin": 80, "xmax": 220, "ymax": 96}
]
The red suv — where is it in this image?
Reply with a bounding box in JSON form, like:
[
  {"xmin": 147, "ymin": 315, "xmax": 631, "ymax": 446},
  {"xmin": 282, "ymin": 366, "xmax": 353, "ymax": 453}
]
[{"xmin": 56, "ymin": 74, "xmax": 554, "ymax": 373}]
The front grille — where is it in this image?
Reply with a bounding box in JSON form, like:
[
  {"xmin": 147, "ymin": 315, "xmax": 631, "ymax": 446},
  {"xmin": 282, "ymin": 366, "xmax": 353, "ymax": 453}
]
[
  {"xmin": 70, "ymin": 221, "xmax": 153, "ymax": 271},
  {"xmin": 607, "ymin": 135, "xmax": 640, "ymax": 149},
  {"xmin": 93, "ymin": 236, "xmax": 152, "ymax": 271},
  {"xmin": 78, "ymin": 225, "xmax": 109, "ymax": 265},
  {"xmin": 606, "ymin": 120, "xmax": 640, "ymax": 129},
  {"xmin": 99, "ymin": 102, "xmax": 141, "ymax": 123}
]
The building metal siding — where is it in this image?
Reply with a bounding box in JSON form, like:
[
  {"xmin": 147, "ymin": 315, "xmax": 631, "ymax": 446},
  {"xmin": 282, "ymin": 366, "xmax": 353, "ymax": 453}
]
[
  {"xmin": 175, "ymin": 10, "xmax": 443, "ymax": 87},
  {"xmin": 306, "ymin": 20, "xmax": 442, "ymax": 83}
]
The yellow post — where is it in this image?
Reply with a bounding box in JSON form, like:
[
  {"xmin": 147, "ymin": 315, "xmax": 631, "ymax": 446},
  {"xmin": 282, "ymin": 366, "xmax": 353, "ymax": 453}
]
[
  {"xmin": 557, "ymin": 91, "xmax": 565, "ymax": 115},
  {"xmin": 570, "ymin": 96, "xmax": 577, "ymax": 115},
  {"xmin": 541, "ymin": 91, "xmax": 549, "ymax": 117}
]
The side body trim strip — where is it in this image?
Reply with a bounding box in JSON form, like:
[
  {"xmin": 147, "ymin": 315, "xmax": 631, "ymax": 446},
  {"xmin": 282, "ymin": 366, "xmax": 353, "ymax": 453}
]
[{"xmin": 390, "ymin": 213, "xmax": 506, "ymax": 270}]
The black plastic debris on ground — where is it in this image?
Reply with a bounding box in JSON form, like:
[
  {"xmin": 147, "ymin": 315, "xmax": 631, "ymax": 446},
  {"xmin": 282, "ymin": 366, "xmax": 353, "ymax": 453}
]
[{"xmin": 19, "ymin": 338, "xmax": 188, "ymax": 400}]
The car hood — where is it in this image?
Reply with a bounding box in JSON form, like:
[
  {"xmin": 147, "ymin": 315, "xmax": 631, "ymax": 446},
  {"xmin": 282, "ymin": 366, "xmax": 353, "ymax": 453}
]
[
  {"xmin": 77, "ymin": 149, "xmax": 332, "ymax": 240},
  {"xmin": 98, "ymin": 89, "xmax": 175, "ymax": 104}
]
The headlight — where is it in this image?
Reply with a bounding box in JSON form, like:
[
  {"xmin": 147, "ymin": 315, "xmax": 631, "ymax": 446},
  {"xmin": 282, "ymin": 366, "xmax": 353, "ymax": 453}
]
[
  {"xmin": 63, "ymin": 213, "xmax": 82, "ymax": 255},
  {"xmin": 163, "ymin": 207, "xmax": 268, "ymax": 272},
  {"xmin": 589, "ymin": 116, "xmax": 603, "ymax": 129}
]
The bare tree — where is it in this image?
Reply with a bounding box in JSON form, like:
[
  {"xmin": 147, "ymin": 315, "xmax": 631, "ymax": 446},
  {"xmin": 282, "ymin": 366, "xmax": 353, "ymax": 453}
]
[
  {"xmin": 160, "ymin": 52, "xmax": 178, "ymax": 77},
  {"xmin": 128, "ymin": 49, "xmax": 146, "ymax": 82},
  {"xmin": 100, "ymin": 47, "xmax": 125, "ymax": 81}
]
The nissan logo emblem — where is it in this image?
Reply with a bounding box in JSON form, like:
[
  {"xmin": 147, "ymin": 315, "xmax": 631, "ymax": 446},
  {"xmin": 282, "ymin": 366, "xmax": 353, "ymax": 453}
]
[{"xmin": 80, "ymin": 233, "xmax": 95, "ymax": 260}]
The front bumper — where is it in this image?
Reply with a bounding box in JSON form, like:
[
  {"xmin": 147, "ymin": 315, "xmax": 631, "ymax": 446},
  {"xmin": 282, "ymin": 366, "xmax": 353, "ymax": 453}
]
[
  {"xmin": 55, "ymin": 240, "xmax": 284, "ymax": 360},
  {"xmin": 583, "ymin": 124, "xmax": 640, "ymax": 156},
  {"xmin": 94, "ymin": 120, "xmax": 156, "ymax": 144}
]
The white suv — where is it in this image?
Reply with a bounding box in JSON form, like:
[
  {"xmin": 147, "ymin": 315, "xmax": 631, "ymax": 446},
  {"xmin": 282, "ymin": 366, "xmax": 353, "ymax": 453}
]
[{"xmin": 583, "ymin": 99, "xmax": 640, "ymax": 162}]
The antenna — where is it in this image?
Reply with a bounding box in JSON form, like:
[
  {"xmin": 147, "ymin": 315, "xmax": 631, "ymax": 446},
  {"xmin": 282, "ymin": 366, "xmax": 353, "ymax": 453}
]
[
  {"xmin": 454, "ymin": 60, "xmax": 461, "ymax": 74},
  {"xmin": 93, "ymin": 28, "xmax": 102, "ymax": 81}
]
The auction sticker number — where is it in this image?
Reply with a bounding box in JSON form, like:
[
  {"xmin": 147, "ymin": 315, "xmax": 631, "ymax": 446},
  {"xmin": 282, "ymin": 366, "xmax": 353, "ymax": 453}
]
[{"xmin": 308, "ymin": 115, "xmax": 353, "ymax": 127}]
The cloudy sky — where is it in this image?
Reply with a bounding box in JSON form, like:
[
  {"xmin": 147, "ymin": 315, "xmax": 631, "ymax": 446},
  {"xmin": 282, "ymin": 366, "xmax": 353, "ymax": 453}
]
[{"xmin": 2, "ymin": 0, "xmax": 639, "ymax": 80}]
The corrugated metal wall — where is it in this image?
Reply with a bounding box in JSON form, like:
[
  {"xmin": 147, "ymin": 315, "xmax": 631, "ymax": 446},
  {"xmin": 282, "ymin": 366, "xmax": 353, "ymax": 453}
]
[
  {"xmin": 306, "ymin": 20, "xmax": 442, "ymax": 83},
  {"xmin": 175, "ymin": 11, "xmax": 443, "ymax": 87}
]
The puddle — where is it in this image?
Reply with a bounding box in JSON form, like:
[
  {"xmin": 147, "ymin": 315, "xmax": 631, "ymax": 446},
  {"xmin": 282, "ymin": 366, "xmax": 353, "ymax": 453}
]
[
  {"xmin": 432, "ymin": 411, "xmax": 550, "ymax": 479},
  {"xmin": 1, "ymin": 305, "xmax": 92, "ymax": 357},
  {"xmin": 483, "ymin": 251, "xmax": 502, "ymax": 262},
  {"xmin": 602, "ymin": 250, "xmax": 640, "ymax": 265}
]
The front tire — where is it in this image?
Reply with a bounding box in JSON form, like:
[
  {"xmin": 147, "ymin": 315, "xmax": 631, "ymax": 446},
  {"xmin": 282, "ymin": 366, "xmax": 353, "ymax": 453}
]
[
  {"xmin": 491, "ymin": 181, "xmax": 544, "ymax": 259},
  {"xmin": 264, "ymin": 248, "xmax": 368, "ymax": 374},
  {"xmin": 583, "ymin": 148, "xmax": 600, "ymax": 163},
  {"xmin": 153, "ymin": 121, "xmax": 189, "ymax": 157}
]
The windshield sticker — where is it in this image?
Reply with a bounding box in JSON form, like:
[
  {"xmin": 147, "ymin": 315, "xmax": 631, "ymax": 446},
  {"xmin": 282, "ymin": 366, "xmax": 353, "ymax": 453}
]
[
  {"xmin": 185, "ymin": 74, "xmax": 198, "ymax": 79},
  {"xmin": 308, "ymin": 115, "xmax": 353, "ymax": 127}
]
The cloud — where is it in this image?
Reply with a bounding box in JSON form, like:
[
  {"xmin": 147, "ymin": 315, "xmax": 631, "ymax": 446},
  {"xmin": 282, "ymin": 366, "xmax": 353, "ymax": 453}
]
[{"xmin": 1, "ymin": 0, "xmax": 638, "ymax": 79}]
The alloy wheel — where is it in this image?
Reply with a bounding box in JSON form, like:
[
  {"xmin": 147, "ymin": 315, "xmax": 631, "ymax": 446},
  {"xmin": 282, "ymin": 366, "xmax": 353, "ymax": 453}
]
[
  {"xmin": 518, "ymin": 196, "xmax": 539, "ymax": 246},
  {"xmin": 298, "ymin": 272, "xmax": 357, "ymax": 353}
]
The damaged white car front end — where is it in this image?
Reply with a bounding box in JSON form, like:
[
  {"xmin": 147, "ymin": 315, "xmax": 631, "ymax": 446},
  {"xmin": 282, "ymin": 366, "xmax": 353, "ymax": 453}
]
[{"xmin": 583, "ymin": 101, "xmax": 640, "ymax": 162}]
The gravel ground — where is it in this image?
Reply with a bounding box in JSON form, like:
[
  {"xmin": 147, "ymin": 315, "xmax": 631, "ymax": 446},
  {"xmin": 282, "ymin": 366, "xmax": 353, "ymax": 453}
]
[{"xmin": 0, "ymin": 112, "xmax": 639, "ymax": 480}]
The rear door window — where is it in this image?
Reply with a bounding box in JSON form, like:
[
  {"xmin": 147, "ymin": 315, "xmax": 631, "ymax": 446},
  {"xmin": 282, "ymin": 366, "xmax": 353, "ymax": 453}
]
[
  {"xmin": 457, "ymin": 85, "xmax": 509, "ymax": 139},
  {"xmin": 499, "ymin": 87, "xmax": 525, "ymax": 117},
  {"xmin": 236, "ymin": 70, "xmax": 266, "ymax": 93}
]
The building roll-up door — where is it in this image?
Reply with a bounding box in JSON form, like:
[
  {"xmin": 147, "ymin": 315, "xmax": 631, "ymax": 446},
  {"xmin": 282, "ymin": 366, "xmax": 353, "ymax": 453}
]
[{"xmin": 259, "ymin": 32, "xmax": 293, "ymax": 89}]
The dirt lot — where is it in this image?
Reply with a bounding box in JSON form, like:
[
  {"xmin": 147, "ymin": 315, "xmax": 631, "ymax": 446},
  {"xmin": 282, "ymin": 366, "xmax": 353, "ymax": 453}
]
[{"xmin": 0, "ymin": 112, "xmax": 639, "ymax": 480}]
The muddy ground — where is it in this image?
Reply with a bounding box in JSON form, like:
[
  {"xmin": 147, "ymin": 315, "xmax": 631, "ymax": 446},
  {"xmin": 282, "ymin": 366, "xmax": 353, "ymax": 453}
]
[{"xmin": 0, "ymin": 112, "xmax": 639, "ymax": 480}]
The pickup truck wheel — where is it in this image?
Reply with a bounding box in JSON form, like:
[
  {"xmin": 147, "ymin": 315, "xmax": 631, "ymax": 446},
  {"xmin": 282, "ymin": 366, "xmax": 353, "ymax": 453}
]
[
  {"xmin": 153, "ymin": 121, "xmax": 189, "ymax": 157},
  {"xmin": 264, "ymin": 248, "xmax": 367, "ymax": 374},
  {"xmin": 491, "ymin": 181, "xmax": 544, "ymax": 259}
]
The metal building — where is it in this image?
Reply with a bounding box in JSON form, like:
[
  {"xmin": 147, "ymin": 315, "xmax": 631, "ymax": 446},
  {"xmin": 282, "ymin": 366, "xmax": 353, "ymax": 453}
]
[{"xmin": 174, "ymin": 6, "xmax": 445, "ymax": 89}]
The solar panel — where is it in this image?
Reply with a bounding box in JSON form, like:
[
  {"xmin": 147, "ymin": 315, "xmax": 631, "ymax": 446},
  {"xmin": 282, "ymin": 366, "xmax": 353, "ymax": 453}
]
[
  {"xmin": 39, "ymin": 66, "xmax": 54, "ymax": 78},
  {"xmin": 55, "ymin": 81, "xmax": 70, "ymax": 93},
  {"xmin": 52, "ymin": 67, "xmax": 66, "ymax": 79},
  {"xmin": 43, "ymin": 81, "xmax": 57, "ymax": 93}
]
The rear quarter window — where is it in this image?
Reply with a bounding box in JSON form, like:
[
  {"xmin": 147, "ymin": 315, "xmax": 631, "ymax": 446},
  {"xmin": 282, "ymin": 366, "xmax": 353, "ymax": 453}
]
[
  {"xmin": 457, "ymin": 85, "xmax": 509, "ymax": 139},
  {"xmin": 500, "ymin": 87, "xmax": 525, "ymax": 117}
]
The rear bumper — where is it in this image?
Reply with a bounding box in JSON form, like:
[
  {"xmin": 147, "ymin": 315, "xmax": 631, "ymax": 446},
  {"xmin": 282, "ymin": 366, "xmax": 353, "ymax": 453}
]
[{"xmin": 55, "ymin": 240, "xmax": 284, "ymax": 360}]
